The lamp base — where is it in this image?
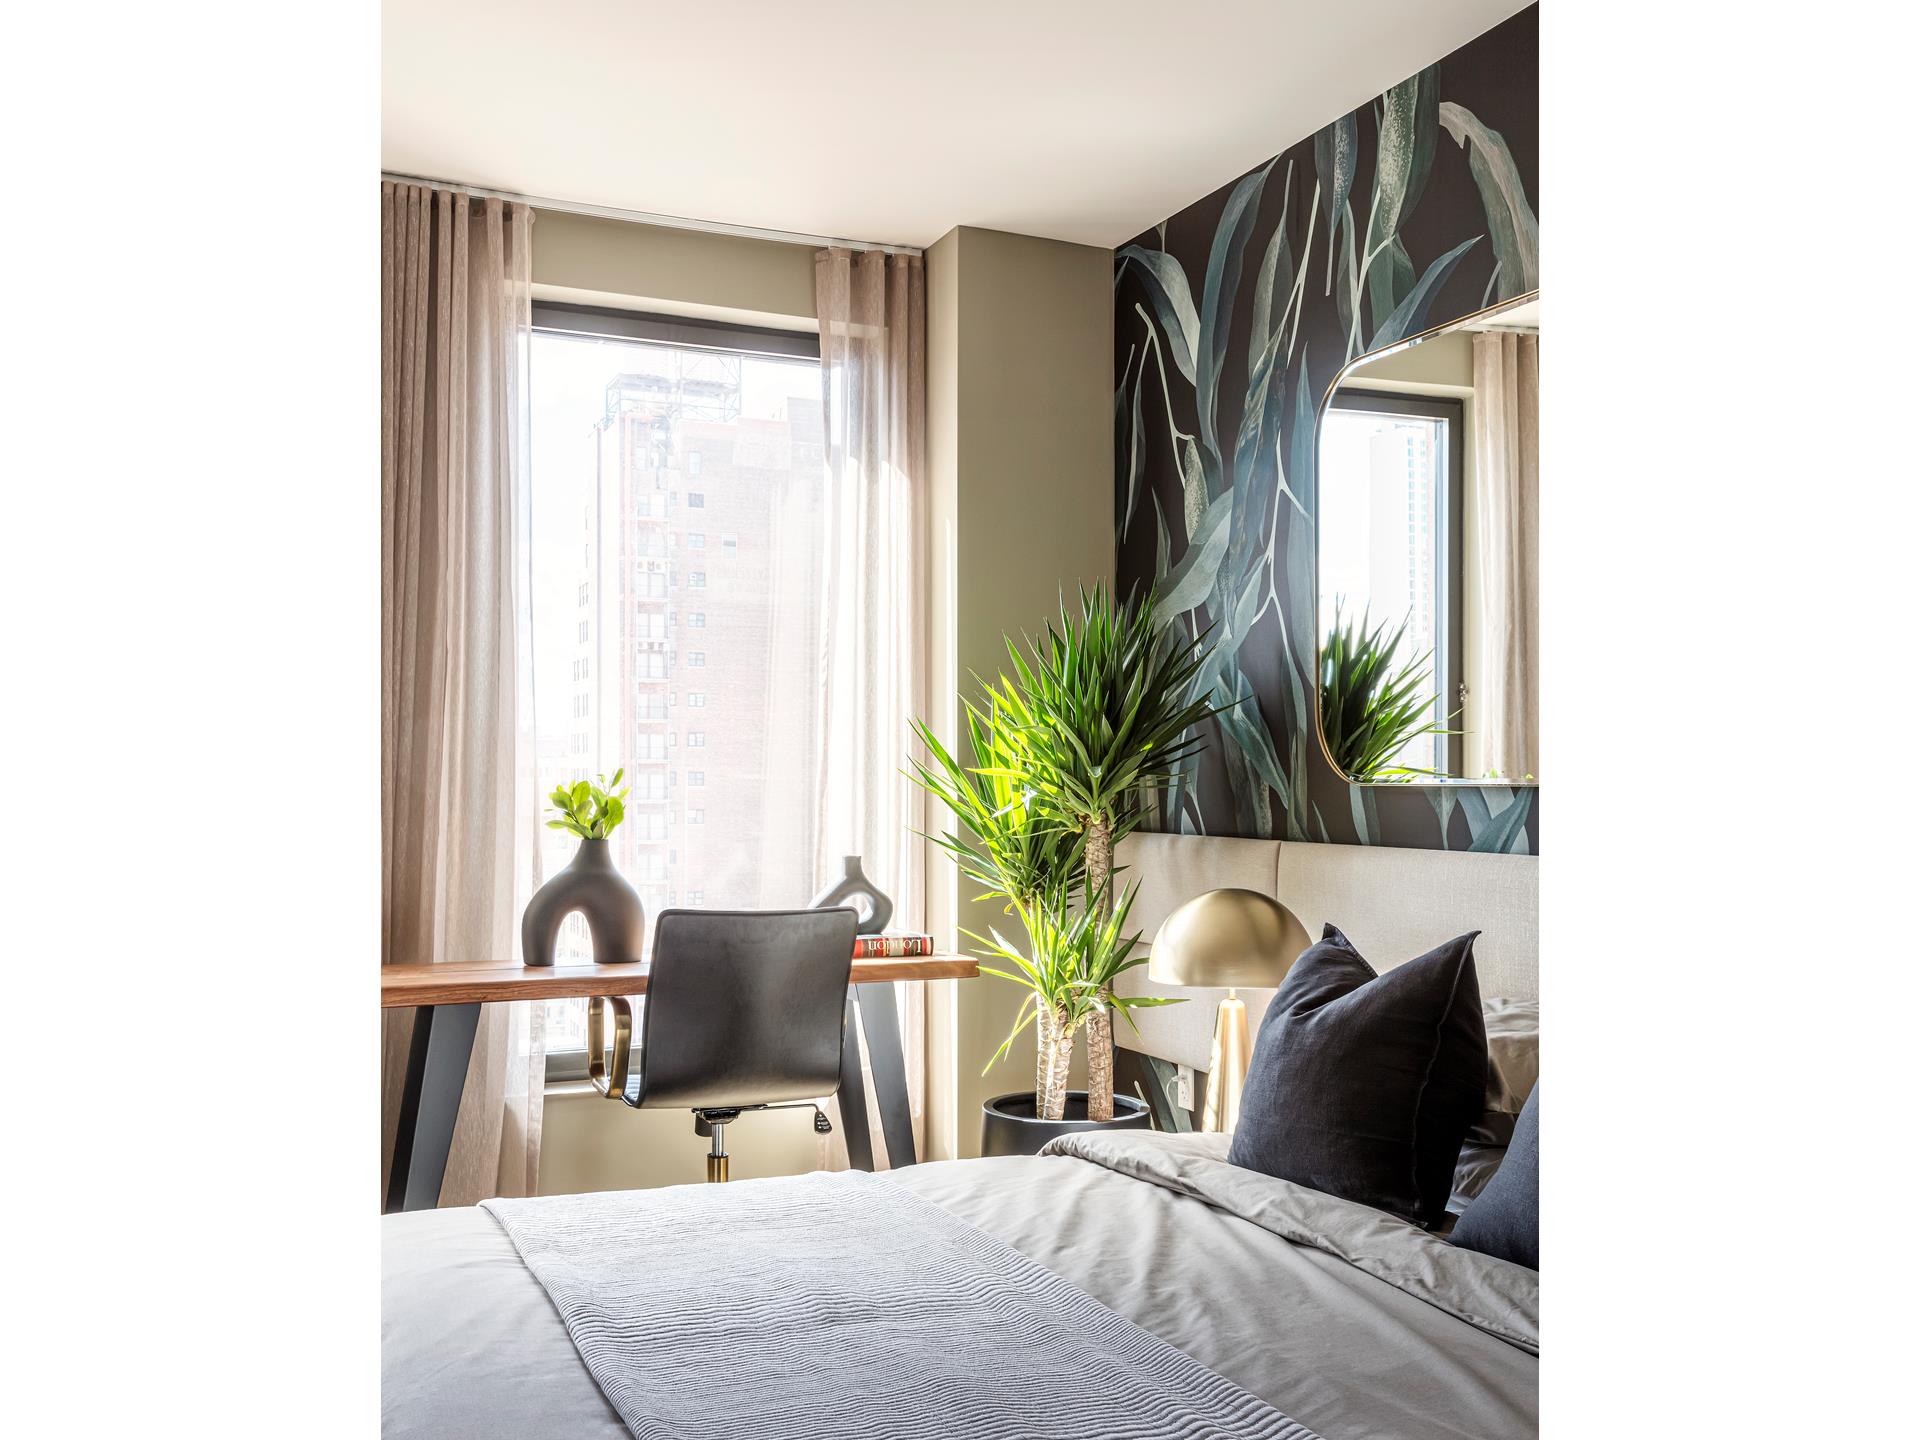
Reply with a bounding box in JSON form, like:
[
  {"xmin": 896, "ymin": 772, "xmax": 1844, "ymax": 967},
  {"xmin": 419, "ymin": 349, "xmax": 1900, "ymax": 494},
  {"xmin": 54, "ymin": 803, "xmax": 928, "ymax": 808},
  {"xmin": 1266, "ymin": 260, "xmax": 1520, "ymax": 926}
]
[{"xmin": 1202, "ymin": 992, "xmax": 1252, "ymax": 1133}]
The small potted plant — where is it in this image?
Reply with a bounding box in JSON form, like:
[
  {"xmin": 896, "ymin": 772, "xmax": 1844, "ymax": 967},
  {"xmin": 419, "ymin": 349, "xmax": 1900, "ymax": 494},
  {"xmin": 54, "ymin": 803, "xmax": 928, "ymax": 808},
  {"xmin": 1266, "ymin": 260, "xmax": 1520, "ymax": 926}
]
[
  {"xmin": 911, "ymin": 585, "xmax": 1222, "ymax": 1154},
  {"xmin": 522, "ymin": 770, "xmax": 645, "ymax": 966}
]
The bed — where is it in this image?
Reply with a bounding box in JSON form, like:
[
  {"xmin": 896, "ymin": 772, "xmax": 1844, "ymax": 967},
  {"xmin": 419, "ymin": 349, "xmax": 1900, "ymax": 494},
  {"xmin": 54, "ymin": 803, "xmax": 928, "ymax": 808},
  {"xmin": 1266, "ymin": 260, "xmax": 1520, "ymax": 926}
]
[{"xmin": 382, "ymin": 836, "xmax": 1539, "ymax": 1439}]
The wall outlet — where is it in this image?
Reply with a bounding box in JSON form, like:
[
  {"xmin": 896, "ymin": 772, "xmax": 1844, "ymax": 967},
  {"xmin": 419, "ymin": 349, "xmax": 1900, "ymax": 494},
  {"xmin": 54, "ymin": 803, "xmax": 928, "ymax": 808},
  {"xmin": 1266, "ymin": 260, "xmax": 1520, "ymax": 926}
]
[{"xmin": 1174, "ymin": 1063, "xmax": 1194, "ymax": 1112}]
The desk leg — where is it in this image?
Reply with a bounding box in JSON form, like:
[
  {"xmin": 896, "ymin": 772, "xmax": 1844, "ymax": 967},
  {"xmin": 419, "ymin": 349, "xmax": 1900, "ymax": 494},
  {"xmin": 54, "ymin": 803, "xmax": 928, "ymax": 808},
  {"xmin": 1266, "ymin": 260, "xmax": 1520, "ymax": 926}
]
[
  {"xmin": 385, "ymin": 1002, "xmax": 480, "ymax": 1214},
  {"xmin": 855, "ymin": 982, "xmax": 918, "ymax": 1169},
  {"xmin": 836, "ymin": 993, "xmax": 874, "ymax": 1171}
]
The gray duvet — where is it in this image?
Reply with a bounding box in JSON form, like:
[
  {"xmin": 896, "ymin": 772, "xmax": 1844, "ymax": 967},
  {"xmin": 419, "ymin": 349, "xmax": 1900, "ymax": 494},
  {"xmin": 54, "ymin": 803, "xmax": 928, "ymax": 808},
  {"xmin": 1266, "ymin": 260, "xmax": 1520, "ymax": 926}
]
[{"xmin": 382, "ymin": 1132, "xmax": 1536, "ymax": 1440}]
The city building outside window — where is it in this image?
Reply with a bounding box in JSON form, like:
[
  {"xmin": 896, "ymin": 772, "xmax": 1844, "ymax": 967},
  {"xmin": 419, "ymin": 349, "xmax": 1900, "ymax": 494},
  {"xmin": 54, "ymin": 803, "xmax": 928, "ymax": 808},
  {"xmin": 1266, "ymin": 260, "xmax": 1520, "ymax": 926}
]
[{"xmin": 530, "ymin": 306, "xmax": 825, "ymax": 1064}]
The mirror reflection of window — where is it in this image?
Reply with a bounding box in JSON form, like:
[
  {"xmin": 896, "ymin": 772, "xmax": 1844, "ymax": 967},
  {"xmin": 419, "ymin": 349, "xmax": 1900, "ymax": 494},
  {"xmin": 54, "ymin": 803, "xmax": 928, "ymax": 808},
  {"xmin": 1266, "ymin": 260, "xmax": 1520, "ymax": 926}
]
[{"xmin": 1319, "ymin": 401, "xmax": 1459, "ymax": 777}]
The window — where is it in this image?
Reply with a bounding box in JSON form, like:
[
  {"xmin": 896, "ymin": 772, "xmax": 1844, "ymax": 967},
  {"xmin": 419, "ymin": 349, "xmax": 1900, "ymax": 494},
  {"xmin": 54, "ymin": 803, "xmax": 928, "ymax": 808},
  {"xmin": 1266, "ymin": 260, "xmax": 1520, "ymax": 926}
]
[
  {"xmin": 530, "ymin": 304, "xmax": 823, "ymax": 1070},
  {"xmin": 1317, "ymin": 391, "xmax": 1464, "ymax": 776}
]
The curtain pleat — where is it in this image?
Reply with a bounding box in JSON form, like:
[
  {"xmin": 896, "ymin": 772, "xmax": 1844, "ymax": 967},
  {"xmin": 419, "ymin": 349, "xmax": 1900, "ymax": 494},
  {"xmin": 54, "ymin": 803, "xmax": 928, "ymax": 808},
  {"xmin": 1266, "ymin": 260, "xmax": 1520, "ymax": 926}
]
[
  {"xmin": 811, "ymin": 248, "xmax": 930, "ymax": 1170},
  {"xmin": 380, "ymin": 183, "xmax": 542, "ymax": 1206},
  {"xmin": 1471, "ymin": 330, "xmax": 1541, "ymax": 781}
]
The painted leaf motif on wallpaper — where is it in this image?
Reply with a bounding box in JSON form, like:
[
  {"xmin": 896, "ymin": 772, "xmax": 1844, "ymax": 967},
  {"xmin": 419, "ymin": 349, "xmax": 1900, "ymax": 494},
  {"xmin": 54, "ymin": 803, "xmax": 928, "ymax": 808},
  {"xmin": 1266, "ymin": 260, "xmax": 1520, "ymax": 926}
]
[
  {"xmin": 1197, "ymin": 162, "xmax": 1275, "ymax": 469},
  {"xmin": 1160, "ymin": 492, "xmax": 1231, "ymax": 615},
  {"xmin": 1464, "ymin": 788, "xmax": 1534, "ymax": 854},
  {"xmin": 1315, "ymin": 113, "xmax": 1357, "ymax": 293},
  {"xmin": 1247, "ymin": 159, "xmax": 1296, "ymax": 372},
  {"xmin": 1437, "ymin": 101, "xmax": 1539, "ymax": 301},
  {"xmin": 1117, "ymin": 246, "xmax": 1200, "ymax": 383},
  {"xmin": 1370, "ymin": 234, "xmax": 1482, "ymax": 349}
]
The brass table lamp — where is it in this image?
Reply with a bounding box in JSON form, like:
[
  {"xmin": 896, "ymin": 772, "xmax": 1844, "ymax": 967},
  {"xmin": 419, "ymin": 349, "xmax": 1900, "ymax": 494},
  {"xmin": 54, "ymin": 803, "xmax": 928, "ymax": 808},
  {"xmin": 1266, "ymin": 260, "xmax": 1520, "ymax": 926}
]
[{"xmin": 1148, "ymin": 889, "xmax": 1309, "ymax": 1132}]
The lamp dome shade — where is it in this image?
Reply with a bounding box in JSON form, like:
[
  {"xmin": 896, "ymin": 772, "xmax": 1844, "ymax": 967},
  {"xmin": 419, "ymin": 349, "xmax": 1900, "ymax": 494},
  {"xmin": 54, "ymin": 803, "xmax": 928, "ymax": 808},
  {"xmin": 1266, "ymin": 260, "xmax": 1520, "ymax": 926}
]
[{"xmin": 1147, "ymin": 888, "xmax": 1309, "ymax": 990}]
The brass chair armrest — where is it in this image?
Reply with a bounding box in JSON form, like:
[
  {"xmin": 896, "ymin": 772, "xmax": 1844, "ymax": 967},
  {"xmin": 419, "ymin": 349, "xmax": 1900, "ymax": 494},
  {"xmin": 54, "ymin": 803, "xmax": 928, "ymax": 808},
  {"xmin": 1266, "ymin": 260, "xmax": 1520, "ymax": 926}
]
[{"xmin": 586, "ymin": 994, "xmax": 636, "ymax": 1099}]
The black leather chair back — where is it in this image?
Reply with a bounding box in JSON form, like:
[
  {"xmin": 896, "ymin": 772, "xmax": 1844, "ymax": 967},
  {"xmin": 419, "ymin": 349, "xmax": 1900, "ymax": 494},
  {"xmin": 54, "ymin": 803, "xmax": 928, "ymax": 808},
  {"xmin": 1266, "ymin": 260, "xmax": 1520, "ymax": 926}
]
[{"xmin": 634, "ymin": 907, "xmax": 857, "ymax": 1111}]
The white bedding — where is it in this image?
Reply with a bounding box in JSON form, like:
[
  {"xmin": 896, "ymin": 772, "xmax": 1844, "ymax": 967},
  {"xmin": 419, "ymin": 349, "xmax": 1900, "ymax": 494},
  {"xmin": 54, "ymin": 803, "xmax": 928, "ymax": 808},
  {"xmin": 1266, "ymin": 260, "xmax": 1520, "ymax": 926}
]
[{"xmin": 383, "ymin": 1133, "xmax": 1536, "ymax": 1440}]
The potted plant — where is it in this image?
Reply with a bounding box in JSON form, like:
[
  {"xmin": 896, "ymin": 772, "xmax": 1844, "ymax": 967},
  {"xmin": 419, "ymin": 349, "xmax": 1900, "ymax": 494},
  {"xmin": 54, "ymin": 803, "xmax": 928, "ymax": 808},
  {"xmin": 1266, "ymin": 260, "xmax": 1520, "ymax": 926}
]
[
  {"xmin": 522, "ymin": 770, "xmax": 646, "ymax": 966},
  {"xmin": 911, "ymin": 585, "xmax": 1222, "ymax": 1154}
]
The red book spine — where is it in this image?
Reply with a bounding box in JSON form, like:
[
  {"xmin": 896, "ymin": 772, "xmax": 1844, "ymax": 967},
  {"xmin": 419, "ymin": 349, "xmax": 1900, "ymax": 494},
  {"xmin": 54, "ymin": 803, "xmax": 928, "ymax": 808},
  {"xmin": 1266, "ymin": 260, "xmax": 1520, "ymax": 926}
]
[{"xmin": 850, "ymin": 935, "xmax": 936, "ymax": 958}]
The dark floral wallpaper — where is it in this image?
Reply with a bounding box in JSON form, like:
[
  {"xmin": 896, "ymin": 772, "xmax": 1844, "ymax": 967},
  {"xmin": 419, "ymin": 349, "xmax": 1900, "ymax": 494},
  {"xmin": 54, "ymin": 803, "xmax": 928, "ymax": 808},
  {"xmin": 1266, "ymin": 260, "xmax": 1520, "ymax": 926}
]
[{"xmin": 1115, "ymin": 4, "xmax": 1539, "ymax": 852}]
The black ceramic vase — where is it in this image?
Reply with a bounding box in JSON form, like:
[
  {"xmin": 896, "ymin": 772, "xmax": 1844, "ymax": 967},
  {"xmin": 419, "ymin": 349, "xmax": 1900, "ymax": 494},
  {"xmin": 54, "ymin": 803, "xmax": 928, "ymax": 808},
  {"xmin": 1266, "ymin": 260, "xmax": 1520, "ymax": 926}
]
[
  {"xmin": 808, "ymin": 854, "xmax": 892, "ymax": 936},
  {"xmin": 979, "ymin": 1091, "xmax": 1153, "ymax": 1157},
  {"xmin": 521, "ymin": 837, "xmax": 645, "ymax": 966}
]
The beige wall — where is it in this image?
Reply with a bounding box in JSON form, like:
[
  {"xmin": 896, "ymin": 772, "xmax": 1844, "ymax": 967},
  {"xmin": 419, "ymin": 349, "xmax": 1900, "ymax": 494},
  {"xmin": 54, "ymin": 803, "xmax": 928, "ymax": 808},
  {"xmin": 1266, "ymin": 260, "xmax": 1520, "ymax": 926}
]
[
  {"xmin": 538, "ymin": 1087, "xmax": 821, "ymax": 1195},
  {"xmin": 526, "ymin": 217, "xmax": 1113, "ymax": 1190},
  {"xmin": 530, "ymin": 208, "xmax": 817, "ymax": 329},
  {"xmin": 925, "ymin": 225, "xmax": 1114, "ymax": 1158}
]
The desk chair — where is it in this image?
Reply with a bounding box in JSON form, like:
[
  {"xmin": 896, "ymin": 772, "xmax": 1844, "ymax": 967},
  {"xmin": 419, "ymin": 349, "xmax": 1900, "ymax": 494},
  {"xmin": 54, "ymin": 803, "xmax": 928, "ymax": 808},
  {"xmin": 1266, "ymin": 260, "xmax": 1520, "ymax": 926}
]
[{"xmin": 588, "ymin": 906, "xmax": 858, "ymax": 1182}]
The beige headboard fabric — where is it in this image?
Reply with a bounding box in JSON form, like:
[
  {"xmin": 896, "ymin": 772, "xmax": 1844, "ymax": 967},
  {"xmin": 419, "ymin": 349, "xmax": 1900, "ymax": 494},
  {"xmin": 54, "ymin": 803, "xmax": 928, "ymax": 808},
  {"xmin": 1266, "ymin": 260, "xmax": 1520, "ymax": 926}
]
[{"xmin": 1113, "ymin": 832, "xmax": 1539, "ymax": 1072}]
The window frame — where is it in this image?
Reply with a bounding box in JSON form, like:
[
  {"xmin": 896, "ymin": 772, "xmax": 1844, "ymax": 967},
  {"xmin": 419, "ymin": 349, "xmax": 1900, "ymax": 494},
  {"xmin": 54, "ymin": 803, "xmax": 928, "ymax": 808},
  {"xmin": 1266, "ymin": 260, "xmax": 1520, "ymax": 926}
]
[
  {"xmin": 532, "ymin": 301, "xmax": 821, "ymax": 362},
  {"xmin": 1323, "ymin": 389, "xmax": 1467, "ymax": 778}
]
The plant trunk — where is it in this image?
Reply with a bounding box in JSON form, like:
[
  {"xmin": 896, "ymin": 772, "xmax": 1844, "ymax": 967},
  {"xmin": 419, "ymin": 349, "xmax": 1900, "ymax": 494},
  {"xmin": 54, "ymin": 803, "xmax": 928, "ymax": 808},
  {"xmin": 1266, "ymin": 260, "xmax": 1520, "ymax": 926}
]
[
  {"xmin": 1084, "ymin": 814, "xmax": 1116, "ymax": 1122},
  {"xmin": 1035, "ymin": 1004, "xmax": 1074, "ymax": 1122}
]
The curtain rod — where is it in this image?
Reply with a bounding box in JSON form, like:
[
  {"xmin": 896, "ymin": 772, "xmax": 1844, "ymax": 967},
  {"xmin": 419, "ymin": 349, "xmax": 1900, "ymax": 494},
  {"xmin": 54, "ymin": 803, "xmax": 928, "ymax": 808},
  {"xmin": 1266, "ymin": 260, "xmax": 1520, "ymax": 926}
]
[{"xmin": 380, "ymin": 171, "xmax": 924, "ymax": 257}]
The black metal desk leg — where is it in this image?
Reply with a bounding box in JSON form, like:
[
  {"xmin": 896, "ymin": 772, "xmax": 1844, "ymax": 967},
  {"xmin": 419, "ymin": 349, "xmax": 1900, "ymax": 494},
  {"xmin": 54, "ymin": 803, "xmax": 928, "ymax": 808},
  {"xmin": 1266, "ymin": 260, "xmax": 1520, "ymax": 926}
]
[
  {"xmin": 855, "ymin": 981, "xmax": 918, "ymax": 1168},
  {"xmin": 836, "ymin": 992, "xmax": 875, "ymax": 1171},
  {"xmin": 385, "ymin": 1002, "xmax": 481, "ymax": 1214}
]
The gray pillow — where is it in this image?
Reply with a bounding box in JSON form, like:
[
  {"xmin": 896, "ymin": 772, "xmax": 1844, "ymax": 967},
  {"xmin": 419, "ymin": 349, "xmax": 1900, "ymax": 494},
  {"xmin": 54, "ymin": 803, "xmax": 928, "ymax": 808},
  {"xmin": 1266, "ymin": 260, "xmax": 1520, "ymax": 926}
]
[
  {"xmin": 1450, "ymin": 1084, "xmax": 1539, "ymax": 1269},
  {"xmin": 1468, "ymin": 996, "xmax": 1539, "ymax": 1146}
]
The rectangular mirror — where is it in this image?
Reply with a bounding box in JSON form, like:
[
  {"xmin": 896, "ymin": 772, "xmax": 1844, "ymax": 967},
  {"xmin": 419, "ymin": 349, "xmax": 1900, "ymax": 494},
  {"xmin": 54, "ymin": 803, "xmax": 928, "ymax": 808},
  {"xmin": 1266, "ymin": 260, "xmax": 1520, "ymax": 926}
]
[{"xmin": 1316, "ymin": 295, "xmax": 1538, "ymax": 785}]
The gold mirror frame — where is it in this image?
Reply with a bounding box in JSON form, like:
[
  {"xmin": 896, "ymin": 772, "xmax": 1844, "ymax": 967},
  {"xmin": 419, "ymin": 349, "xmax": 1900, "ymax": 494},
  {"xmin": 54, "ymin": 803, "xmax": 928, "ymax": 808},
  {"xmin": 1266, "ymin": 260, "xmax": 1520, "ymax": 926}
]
[{"xmin": 1310, "ymin": 290, "xmax": 1540, "ymax": 790}]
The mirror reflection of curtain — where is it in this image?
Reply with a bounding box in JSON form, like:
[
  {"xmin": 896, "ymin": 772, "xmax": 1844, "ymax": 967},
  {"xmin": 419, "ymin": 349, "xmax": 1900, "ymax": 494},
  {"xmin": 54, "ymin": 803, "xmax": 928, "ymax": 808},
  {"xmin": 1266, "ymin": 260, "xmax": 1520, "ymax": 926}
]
[
  {"xmin": 1472, "ymin": 331, "xmax": 1540, "ymax": 780},
  {"xmin": 811, "ymin": 248, "xmax": 928, "ymax": 1169},
  {"xmin": 380, "ymin": 183, "xmax": 543, "ymax": 1205}
]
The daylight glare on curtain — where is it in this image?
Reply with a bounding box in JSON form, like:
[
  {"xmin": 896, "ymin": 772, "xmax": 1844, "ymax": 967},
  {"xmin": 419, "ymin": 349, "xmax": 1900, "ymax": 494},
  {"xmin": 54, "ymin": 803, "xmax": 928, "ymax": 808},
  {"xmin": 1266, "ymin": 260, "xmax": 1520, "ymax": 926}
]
[
  {"xmin": 812, "ymin": 248, "xmax": 929, "ymax": 1168},
  {"xmin": 380, "ymin": 182, "xmax": 543, "ymax": 1205}
]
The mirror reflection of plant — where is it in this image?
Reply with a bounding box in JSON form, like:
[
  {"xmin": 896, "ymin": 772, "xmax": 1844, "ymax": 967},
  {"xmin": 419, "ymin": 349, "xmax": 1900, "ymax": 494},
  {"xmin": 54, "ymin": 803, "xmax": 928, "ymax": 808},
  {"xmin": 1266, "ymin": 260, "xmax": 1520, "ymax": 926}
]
[
  {"xmin": 546, "ymin": 770, "xmax": 630, "ymax": 840},
  {"xmin": 1319, "ymin": 604, "xmax": 1457, "ymax": 781}
]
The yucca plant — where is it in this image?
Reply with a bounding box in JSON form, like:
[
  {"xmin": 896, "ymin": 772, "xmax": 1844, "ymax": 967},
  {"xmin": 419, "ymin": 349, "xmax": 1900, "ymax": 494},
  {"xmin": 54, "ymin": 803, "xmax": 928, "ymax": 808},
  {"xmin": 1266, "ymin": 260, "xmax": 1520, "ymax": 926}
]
[
  {"xmin": 1319, "ymin": 604, "xmax": 1454, "ymax": 781},
  {"xmin": 909, "ymin": 583, "xmax": 1223, "ymax": 1122},
  {"xmin": 974, "ymin": 879, "xmax": 1180, "ymax": 1119}
]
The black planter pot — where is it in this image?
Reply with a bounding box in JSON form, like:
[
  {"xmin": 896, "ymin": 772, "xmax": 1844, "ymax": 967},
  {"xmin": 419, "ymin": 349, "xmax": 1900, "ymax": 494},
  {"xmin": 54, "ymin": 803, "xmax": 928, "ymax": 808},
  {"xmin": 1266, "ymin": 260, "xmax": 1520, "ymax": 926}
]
[
  {"xmin": 521, "ymin": 838, "xmax": 645, "ymax": 966},
  {"xmin": 979, "ymin": 1091, "xmax": 1152, "ymax": 1158}
]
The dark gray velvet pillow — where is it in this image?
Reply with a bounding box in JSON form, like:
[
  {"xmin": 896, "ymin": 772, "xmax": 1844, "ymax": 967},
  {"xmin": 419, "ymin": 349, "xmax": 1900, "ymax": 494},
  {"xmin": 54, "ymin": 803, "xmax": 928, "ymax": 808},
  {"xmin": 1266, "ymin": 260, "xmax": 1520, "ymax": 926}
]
[
  {"xmin": 1450, "ymin": 1083, "xmax": 1538, "ymax": 1268},
  {"xmin": 1227, "ymin": 924, "xmax": 1487, "ymax": 1227}
]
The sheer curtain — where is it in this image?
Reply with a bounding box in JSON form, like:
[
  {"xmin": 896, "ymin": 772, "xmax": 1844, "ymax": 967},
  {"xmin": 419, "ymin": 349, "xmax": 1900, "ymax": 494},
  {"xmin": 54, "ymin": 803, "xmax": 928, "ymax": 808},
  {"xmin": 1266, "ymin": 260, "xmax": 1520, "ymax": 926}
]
[
  {"xmin": 1472, "ymin": 330, "xmax": 1541, "ymax": 780},
  {"xmin": 379, "ymin": 182, "xmax": 543, "ymax": 1205},
  {"xmin": 812, "ymin": 248, "xmax": 929, "ymax": 1170}
]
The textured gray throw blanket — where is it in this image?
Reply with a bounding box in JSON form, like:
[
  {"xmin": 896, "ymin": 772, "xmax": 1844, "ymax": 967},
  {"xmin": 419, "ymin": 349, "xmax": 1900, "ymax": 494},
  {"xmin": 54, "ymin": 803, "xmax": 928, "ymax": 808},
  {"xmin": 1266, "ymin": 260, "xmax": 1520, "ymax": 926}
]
[{"xmin": 483, "ymin": 1171, "xmax": 1320, "ymax": 1440}]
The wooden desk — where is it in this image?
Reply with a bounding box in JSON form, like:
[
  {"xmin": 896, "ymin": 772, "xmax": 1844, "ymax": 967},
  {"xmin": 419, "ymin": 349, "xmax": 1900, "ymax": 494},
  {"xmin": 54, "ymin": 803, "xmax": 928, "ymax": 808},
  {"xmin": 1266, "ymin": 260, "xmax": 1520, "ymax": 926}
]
[{"xmin": 382, "ymin": 952, "xmax": 978, "ymax": 1213}]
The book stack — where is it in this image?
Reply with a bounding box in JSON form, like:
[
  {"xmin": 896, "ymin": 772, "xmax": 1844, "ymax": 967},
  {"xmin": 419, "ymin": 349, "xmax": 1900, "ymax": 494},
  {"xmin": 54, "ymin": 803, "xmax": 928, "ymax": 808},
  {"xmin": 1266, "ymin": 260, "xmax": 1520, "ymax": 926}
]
[{"xmin": 851, "ymin": 934, "xmax": 937, "ymax": 958}]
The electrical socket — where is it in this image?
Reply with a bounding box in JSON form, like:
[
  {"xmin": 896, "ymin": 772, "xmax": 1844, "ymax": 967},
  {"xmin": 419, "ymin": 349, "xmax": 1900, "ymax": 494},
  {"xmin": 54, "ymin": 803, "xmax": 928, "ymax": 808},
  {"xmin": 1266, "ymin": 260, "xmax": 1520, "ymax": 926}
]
[{"xmin": 1174, "ymin": 1063, "xmax": 1194, "ymax": 1111}]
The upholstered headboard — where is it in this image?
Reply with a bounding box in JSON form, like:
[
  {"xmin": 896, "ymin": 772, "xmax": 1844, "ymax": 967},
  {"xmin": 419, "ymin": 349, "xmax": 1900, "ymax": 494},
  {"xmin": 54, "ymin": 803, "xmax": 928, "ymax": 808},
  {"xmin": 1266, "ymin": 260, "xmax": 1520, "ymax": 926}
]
[{"xmin": 1114, "ymin": 832, "xmax": 1539, "ymax": 1072}]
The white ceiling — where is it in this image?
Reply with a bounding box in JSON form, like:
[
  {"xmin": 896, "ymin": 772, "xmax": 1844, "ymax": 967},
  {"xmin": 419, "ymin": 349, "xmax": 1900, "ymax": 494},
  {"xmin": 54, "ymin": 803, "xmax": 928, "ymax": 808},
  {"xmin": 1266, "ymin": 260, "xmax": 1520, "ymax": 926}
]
[{"xmin": 383, "ymin": 0, "xmax": 1528, "ymax": 251}]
